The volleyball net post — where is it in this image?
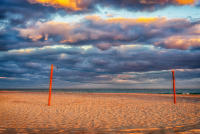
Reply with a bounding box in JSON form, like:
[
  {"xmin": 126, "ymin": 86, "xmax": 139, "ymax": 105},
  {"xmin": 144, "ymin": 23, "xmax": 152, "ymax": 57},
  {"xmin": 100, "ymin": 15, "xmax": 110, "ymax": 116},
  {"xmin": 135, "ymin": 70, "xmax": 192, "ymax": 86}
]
[
  {"xmin": 171, "ymin": 70, "xmax": 176, "ymax": 104},
  {"xmin": 48, "ymin": 64, "xmax": 54, "ymax": 106}
]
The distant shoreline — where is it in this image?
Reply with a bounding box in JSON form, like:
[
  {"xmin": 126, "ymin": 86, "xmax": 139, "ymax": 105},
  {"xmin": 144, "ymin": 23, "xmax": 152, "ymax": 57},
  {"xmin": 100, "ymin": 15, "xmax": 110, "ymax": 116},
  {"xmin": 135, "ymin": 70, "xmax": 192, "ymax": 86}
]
[
  {"xmin": 1, "ymin": 91, "xmax": 200, "ymax": 98},
  {"xmin": 0, "ymin": 88, "xmax": 200, "ymax": 94}
]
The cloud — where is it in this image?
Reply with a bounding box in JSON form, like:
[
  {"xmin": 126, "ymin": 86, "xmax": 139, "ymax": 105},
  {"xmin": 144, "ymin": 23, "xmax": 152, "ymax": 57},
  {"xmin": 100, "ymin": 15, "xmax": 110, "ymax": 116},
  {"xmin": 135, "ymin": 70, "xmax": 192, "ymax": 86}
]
[
  {"xmin": 16, "ymin": 21, "xmax": 75, "ymax": 42},
  {"xmin": 175, "ymin": 0, "xmax": 195, "ymax": 5},
  {"xmin": 0, "ymin": 44, "xmax": 200, "ymax": 88},
  {"xmin": 96, "ymin": 42, "xmax": 113, "ymax": 50},
  {"xmin": 1, "ymin": 0, "xmax": 200, "ymax": 89},
  {"xmin": 27, "ymin": 0, "xmax": 199, "ymax": 12},
  {"xmin": 155, "ymin": 36, "xmax": 200, "ymax": 50},
  {"xmin": 0, "ymin": 0, "xmax": 56, "ymax": 26},
  {"xmin": 16, "ymin": 16, "xmax": 200, "ymax": 50},
  {"xmin": 0, "ymin": 77, "xmax": 7, "ymax": 79},
  {"xmin": 0, "ymin": 0, "xmax": 60, "ymax": 51},
  {"xmin": 28, "ymin": 0, "xmax": 91, "ymax": 11}
]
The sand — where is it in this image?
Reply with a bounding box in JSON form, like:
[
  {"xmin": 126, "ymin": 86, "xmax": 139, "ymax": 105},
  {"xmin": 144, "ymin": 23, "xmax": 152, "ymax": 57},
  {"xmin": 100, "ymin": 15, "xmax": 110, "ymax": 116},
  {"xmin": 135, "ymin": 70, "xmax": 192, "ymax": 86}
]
[{"xmin": 0, "ymin": 92, "xmax": 200, "ymax": 134}]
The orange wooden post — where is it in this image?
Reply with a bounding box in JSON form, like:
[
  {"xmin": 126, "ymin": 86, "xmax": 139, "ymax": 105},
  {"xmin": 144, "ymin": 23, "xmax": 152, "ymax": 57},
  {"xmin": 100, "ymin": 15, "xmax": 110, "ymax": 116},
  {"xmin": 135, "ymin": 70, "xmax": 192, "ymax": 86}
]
[
  {"xmin": 171, "ymin": 70, "xmax": 176, "ymax": 104},
  {"xmin": 48, "ymin": 64, "xmax": 53, "ymax": 106}
]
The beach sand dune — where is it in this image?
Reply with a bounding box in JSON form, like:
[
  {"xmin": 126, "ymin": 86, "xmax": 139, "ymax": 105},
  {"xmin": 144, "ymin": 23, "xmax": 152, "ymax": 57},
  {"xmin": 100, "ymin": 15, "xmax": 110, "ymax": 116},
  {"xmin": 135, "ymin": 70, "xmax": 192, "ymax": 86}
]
[{"xmin": 0, "ymin": 92, "xmax": 200, "ymax": 134}]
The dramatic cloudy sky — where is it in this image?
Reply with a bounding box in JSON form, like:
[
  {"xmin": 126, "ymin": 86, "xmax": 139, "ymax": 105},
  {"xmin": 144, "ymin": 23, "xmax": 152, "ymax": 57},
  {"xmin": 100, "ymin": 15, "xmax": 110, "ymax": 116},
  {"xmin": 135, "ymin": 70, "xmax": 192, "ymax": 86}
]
[{"xmin": 0, "ymin": 0, "xmax": 200, "ymax": 89}]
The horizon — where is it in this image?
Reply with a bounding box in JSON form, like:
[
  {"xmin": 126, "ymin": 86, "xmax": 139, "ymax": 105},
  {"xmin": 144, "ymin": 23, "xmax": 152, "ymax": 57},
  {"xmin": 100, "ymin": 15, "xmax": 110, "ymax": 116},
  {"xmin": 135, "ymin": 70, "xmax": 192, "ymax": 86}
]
[{"xmin": 1, "ymin": 88, "xmax": 200, "ymax": 90}]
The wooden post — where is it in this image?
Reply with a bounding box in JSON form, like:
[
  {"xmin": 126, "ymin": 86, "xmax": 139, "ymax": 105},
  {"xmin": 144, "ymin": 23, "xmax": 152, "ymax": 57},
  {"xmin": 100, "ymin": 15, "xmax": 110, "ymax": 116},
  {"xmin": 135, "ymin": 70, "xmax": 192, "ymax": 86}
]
[
  {"xmin": 48, "ymin": 64, "xmax": 53, "ymax": 106},
  {"xmin": 171, "ymin": 70, "xmax": 176, "ymax": 104}
]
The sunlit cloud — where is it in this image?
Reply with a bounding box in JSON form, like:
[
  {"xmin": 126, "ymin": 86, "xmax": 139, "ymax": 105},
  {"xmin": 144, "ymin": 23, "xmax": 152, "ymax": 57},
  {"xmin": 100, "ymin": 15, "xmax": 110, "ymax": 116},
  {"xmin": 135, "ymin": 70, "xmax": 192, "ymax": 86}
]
[
  {"xmin": 27, "ymin": 0, "xmax": 199, "ymax": 12},
  {"xmin": 59, "ymin": 53, "xmax": 68, "ymax": 59},
  {"xmin": 175, "ymin": 0, "xmax": 195, "ymax": 5},
  {"xmin": 28, "ymin": 0, "xmax": 91, "ymax": 11},
  {"xmin": 155, "ymin": 36, "xmax": 200, "ymax": 50},
  {"xmin": 8, "ymin": 48, "xmax": 35, "ymax": 54},
  {"xmin": 80, "ymin": 45, "xmax": 93, "ymax": 51},
  {"xmin": 8, "ymin": 44, "xmax": 93, "ymax": 55},
  {"xmin": 16, "ymin": 16, "xmax": 200, "ymax": 50},
  {"xmin": 0, "ymin": 77, "xmax": 7, "ymax": 79},
  {"xmin": 107, "ymin": 17, "xmax": 160, "ymax": 24},
  {"xmin": 0, "ymin": 77, "xmax": 28, "ymax": 80},
  {"xmin": 8, "ymin": 45, "xmax": 71, "ymax": 54},
  {"xmin": 175, "ymin": 68, "xmax": 200, "ymax": 72}
]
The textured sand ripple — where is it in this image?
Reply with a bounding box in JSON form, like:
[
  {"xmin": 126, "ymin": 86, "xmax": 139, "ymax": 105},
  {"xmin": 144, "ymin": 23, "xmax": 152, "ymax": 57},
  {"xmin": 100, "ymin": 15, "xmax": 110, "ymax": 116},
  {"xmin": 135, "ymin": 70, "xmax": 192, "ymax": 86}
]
[{"xmin": 0, "ymin": 92, "xmax": 200, "ymax": 133}]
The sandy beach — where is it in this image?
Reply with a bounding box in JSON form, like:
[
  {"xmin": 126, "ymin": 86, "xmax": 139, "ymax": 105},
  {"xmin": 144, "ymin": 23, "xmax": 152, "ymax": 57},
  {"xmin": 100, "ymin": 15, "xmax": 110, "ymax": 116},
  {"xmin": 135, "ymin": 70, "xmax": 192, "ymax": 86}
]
[{"xmin": 0, "ymin": 92, "xmax": 200, "ymax": 134}]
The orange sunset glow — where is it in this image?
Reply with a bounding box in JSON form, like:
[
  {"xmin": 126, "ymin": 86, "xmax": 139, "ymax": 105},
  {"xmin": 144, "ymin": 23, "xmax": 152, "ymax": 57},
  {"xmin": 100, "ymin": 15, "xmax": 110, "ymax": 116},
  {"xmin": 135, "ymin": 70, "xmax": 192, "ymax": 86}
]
[
  {"xmin": 175, "ymin": 0, "xmax": 195, "ymax": 5},
  {"xmin": 28, "ymin": 0, "xmax": 84, "ymax": 11}
]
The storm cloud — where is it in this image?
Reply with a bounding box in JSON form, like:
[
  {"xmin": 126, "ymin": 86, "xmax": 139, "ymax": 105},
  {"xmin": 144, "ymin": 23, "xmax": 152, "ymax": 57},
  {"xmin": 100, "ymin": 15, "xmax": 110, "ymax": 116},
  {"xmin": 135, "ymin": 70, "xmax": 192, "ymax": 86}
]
[{"xmin": 0, "ymin": 45, "xmax": 200, "ymax": 88}]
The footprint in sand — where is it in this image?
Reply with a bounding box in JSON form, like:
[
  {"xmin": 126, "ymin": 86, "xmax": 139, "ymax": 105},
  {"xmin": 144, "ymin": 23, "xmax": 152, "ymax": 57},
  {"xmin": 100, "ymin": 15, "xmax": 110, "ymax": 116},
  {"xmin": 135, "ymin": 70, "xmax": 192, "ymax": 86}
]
[
  {"xmin": 16, "ymin": 128, "xmax": 29, "ymax": 134},
  {"xmin": 32, "ymin": 129, "xmax": 40, "ymax": 132},
  {"xmin": 58, "ymin": 129, "xmax": 65, "ymax": 133},
  {"xmin": 189, "ymin": 129, "xmax": 200, "ymax": 133},
  {"xmin": 0, "ymin": 128, "xmax": 6, "ymax": 134}
]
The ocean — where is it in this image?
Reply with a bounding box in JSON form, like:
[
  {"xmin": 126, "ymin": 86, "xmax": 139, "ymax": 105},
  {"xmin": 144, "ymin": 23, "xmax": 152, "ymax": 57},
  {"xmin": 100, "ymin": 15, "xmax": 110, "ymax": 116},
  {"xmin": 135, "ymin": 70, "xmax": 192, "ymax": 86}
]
[{"xmin": 0, "ymin": 88, "xmax": 200, "ymax": 94}]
